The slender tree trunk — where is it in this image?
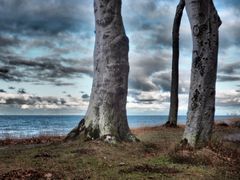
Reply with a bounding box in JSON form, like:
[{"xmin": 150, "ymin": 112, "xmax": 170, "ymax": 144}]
[
  {"xmin": 183, "ymin": 0, "xmax": 221, "ymax": 148},
  {"xmin": 166, "ymin": 0, "xmax": 185, "ymax": 128},
  {"xmin": 66, "ymin": 0, "xmax": 137, "ymax": 143}
]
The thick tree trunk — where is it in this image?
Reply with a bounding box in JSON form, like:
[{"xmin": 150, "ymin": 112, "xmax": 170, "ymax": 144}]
[
  {"xmin": 66, "ymin": 0, "xmax": 137, "ymax": 143},
  {"xmin": 166, "ymin": 0, "xmax": 185, "ymax": 128},
  {"xmin": 183, "ymin": 0, "xmax": 221, "ymax": 148}
]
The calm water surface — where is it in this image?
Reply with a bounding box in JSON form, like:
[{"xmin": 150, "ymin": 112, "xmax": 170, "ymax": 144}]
[{"xmin": 0, "ymin": 115, "xmax": 237, "ymax": 139}]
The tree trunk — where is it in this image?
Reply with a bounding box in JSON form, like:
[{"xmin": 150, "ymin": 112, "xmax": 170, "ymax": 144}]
[
  {"xmin": 166, "ymin": 0, "xmax": 185, "ymax": 128},
  {"xmin": 66, "ymin": 0, "xmax": 137, "ymax": 143},
  {"xmin": 182, "ymin": 0, "xmax": 221, "ymax": 148}
]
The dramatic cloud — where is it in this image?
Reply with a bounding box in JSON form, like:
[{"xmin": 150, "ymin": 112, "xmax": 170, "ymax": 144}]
[
  {"xmin": 152, "ymin": 72, "xmax": 171, "ymax": 92},
  {"xmin": 0, "ymin": 92, "xmax": 88, "ymax": 111},
  {"xmin": 0, "ymin": 35, "xmax": 20, "ymax": 47},
  {"xmin": 216, "ymin": 90, "xmax": 240, "ymax": 107},
  {"xmin": 0, "ymin": 0, "xmax": 94, "ymax": 91},
  {"xmin": 0, "ymin": 0, "xmax": 93, "ymax": 35},
  {"xmin": 81, "ymin": 94, "xmax": 90, "ymax": 99},
  {"xmin": 123, "ymin": 0, "xmax": 175, "ymax": 50},
  {"xmin": 218, "ymin": 8, "xmax": 240, "ymax": 49},
  {"xmin": 0, "ymin": 0, "xmax": 239, "ymax": 114},
  {"xmin": 219, "ymin": 62, "xmax": 240, "ymax": 75},
  {"xmin": 129, "ymin": 51, "xmax": 171, "ymax": 91},
  {"xmin": 8, "ymin": 86, "xmax": 15, "ymax": 90},
  {"xmin": 0, "ymin": 89, "xmax": 6, "ymax": 93},
  {"xmin": 127, "ymin": 90, "xmax": 171, "ymax": 114},
  {"xmin": 217, "ymin": 62, "xmax": 240, "ymax": 82},
  {"xmin": 217, "ymin": 75, "xmax": 240, "ymax": 82},
  {"xmin": 0, "ymin": 54, "xmax": 93, "ymax": 85},
  {"xmin": 17, "ymin": 88, "xmax": 26, "ymax": 94}
]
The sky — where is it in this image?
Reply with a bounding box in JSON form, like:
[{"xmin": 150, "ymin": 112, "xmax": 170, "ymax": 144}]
[{"xmin": 0, "ymin": 0, "xmax": 239, "ymax": 115}]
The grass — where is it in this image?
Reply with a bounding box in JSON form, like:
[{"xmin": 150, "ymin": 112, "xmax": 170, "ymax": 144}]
[{"xmin": 0, "ymin": 124, "xmax": 239, "ymax": 179}]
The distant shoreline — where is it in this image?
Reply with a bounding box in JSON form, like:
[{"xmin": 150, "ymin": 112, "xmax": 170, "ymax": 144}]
[
  {"xmin": 0, "ymin": 115, "xmax": 239, "ymax": 117},
  {"xmin": 0, "ymin": 118, "xmax": 239, "ymax": 143},
  {"xmin": 0, "ymin": 116, "xmax": 239, "ymax": 140}
]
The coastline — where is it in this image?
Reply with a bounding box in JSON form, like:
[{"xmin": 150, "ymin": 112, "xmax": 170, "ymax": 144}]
[
  {"xmin": 0, "ymin": 118, "xmax": 239, "ymax": 146},
  {"xmin": 0, "ymin": 119, "xmax": 239, "ymax": 179}
]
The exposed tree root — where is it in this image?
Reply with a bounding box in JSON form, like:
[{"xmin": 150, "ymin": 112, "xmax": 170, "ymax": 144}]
[
  {"xmin": 65, "ymin": 118, "xmax": 86, "ymax": 141},
  {"xmin": 164, "ymin": 121, "xmax": 178, "ymax": 128},
  {"xmin": 65, "ymin": 118, "xmax": 139, "ymax": 143}
]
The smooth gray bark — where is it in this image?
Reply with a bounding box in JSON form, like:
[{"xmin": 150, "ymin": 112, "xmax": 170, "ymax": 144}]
[
  {"xmin": 183, "ymin": 0, "xmax": 221, "ymax": 148},
  {"xmin": 166, "ymin": 0, "xmax": 185, "ymax": 128},
  {"xmin": 66, "ymin": 0, "xmax": 136, "ymax": 143}
]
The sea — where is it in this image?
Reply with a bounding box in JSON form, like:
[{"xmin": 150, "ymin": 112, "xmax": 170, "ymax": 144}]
[{"xmin": 0, "ymin": 115, "xmax": 237, "ymax": 139}]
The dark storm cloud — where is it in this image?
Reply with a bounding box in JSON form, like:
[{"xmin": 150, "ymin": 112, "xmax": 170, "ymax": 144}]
[
  {"xmin": 81, "ymin": 94, "xmax": 90, "ymax": 99},
  {"xmin": 2, "ymin": 95, "xmax": 67, "ymax": 107},
  {"xmin": 0, "ymin": 0, "xmax": 239, "ymax": 108},
  {"xmin": 135, "ymin": 97, "xmax": 158, "ymax": 104},
  {"xmin": 129, "ymin": 52, "xmax": 171, "ymax": 92},
  {"xmin": 8, "ymin": 86, "xmax": 15, "ymax": 90},
  {"xmin": 55, "ymin": 82, "xmax": 76, "ymax": 87},
  {"xmin": 123, "ymin": 0, "xmax": 174, "ymax": 49},
  {"xmin": 122, "ymin": 0, "xmax": 189, "ymax": 97},
  {"xmin": 0, "ymin": 54, "xmax": 93, "ymax": 85},
  {"xmin": 217, "ymin": 99, "xmax": 240, "ymax": 107},
  {"xmin": 0, "ymin": 35, "xmax": 20, "ymax": 47},
  {"xmin": 17, "ymin": 88, "xmax": 26, "ymax": 94},
  {"xmin": 0, "ymin": 0, "xmax": 93, "ymax": 35},
  {"xmin": 0, "ymin": 67, "xmax": 9, "ymax": 74},
  {"xmin": 128, "ymin": 89, "xmax": 156, "ymax": 104},
  {"xmin": 26, "ymin": 39, "xmax": 55, "ymax": 49},
  {"xmin": 124, "ymin": 0, "xmax": 240, "ymax": 51},
  {"xmin": 0, "ymin": 92, "xmax": 87, "ymax": 112},
  {"xmin": 151, "ymin": 72, "xmax": 189, "ymax": 93},
  {"xmin": 0, "ymin": 89, "xmax": 6, "ymax": 93},
  {"xmin": 220, "ymin": 21, "xmax": 240, "ymax": 48},
  {"xmin": 128, "ymin": 89, "xmax": 141, "ymax": 97},
  {"xmin": 124, "ymin": 0, "xmax": 240, "ymax": 50},
  {"xmin": 81, "ymin": 94, "xmax": 90, "ymax": 102},
  {"xmin": 219, "ymin": 63, "xmax": 240, "ymax": 75},
  {"xmin": 218, "ymin": 62, "xmax": 240, "ymax": 82},
  {"xmin": 0, "ymin": 0, "xmax": 95, "ymax": 89},
  {"xmin": 129, "ymin": 78, "xmax": 157, "ymax": 92},
  {"xmin": 129, "ymin": 22, "xmax": 172, "ymax": 50},
  {"xmin": 217, "ymin": 75, "xmax": 240, "ymax": 82},
  {"xmin": 152, "ymin": 73, "xmax": 171, "ymax": 92},
  {"xmin": 0, "ymin": 66, "xmax": 20, "ymax": 81},
  {"xmin": 128, "ymin": 88, "xmax": 169, "ymax": 105},
  {"xmin": 8, "ymin": 58, "xmax": 93, "ymax": 77},
  {"xmin": 215, "ymin": 0, "xmax": 240, "ymax": 49}
]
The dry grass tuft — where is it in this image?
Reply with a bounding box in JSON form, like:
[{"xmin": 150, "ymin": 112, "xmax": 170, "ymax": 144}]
[
  {"xmin": 0, "ymin": 169, "xmax": 62, "ymax": 179},
  {"xmin": 119, "ymin": 164, "xmax": 180, "ymax": 174}
]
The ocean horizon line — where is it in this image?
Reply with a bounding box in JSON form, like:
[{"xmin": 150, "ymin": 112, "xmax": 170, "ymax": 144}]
[
  {"xmin": 0, "ymin": 114, "xmax": 237, "ymax": 116},
  {"xmin": 0, "ymin": 115, "xmax": 239, "ymax": 139}
]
